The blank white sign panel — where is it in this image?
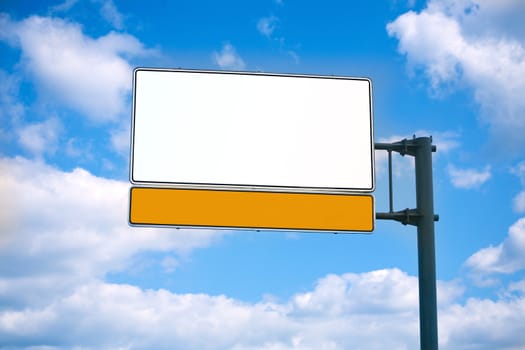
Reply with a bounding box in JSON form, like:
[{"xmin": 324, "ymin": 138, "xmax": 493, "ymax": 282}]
[{"xmin": 131, "ymin": 68, "xmax": 374, "ymax": 193}]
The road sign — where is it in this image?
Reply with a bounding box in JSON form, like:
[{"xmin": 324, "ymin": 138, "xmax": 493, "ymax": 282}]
[
  {"xmin": 129, "ymin": 68, "xmax": 375, "ymax": 232},
  {"xmin": 131, "ymin": 68, "xmax": 374, "ymax": 193},
  {"xmin": 129, "ymin": 187, "xmax": 374, "ymax": 232}
]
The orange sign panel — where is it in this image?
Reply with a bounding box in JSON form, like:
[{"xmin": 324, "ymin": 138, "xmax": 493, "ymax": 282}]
[{"xmin": 129, "ymin": 187, "xmax": 374, "ymax": 232}]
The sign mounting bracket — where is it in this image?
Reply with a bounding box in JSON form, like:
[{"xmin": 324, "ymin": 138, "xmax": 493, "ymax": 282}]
[{"xmin": 375, "ymin": 136, "xmax": 439, "ymax": 350}]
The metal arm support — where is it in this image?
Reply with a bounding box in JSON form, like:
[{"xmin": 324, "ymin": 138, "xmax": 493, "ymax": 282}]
[
  {"xmin": 374, "ymin": 137, "xmax": 439, "ymax": 350},
  {"xmin": 375, "ymin": 137, "xmax": 439, "ymax": 224},
  {"xmin": 375, "ymin": 138, "xmax": 437, "ymax": 157},
  {"xmin": 376, "ymin": 208, "xmax": 421, "ymax": 226},
  {"xmin": 376, "ymin": 209, "xmax": 439, "ymax": 226}
]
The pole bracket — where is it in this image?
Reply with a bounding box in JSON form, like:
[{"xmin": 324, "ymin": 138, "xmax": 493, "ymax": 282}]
[
  {"xmin": 375, "ymin": 136, "xmax": 437, "ymax": 157},
  {"xmin": 376, "ymin": 209, "xmax": 439, "ymax": 226},
  {"xmin": 374, "ymin": 137, "xmax": 439, "ymax": 224},
  {"xmin": 374, "ymin": 137, "xmax": 439, "ymax": 349},
  {"xmin": 376, "ymin": 208, "xmax": 420, "ymax": 226}
]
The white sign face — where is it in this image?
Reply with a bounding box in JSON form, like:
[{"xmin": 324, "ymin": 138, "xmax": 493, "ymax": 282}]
[{"xmin": 131, "ymin": 68, "xmax": 374, "ymax": 193}]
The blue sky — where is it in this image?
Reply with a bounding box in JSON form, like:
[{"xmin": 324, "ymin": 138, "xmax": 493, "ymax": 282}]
[{"xmin": 1, "ymin": 0, "xmax": 525, "ymax": 349}]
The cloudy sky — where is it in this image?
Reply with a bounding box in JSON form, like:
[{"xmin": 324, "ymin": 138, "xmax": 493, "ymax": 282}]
[{"xmin": 1, "ymin": 0, "xmax": 525, "ymax": 349}]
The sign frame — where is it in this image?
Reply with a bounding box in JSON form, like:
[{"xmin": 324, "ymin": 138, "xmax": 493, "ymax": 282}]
[
  {"xmin": 130, "ymin": 68, "xmax": 375, "ymax": 194},
  {"xmin": 129, "ymin": 186, "xmax": 374, "ymax": 233}
]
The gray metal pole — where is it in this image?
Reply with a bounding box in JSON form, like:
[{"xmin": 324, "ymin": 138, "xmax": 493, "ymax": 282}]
[{"xmin": 414, "ymin": 137, "xmax": 438, "ymax": 350}]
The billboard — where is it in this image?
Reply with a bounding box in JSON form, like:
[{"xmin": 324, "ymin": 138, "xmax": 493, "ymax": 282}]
[
  {"xmin": 131, "ymin": 68, "xmax": 374, "ymax": 194},
  {"xmin": 130, "ymin": 187, "xmax": 374, "ymax": 232}
]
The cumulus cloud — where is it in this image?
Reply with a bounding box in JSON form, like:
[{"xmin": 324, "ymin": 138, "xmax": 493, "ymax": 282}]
[
  {"xmin": 0, "ymin": 157, "xmax": 223, "ymax": 307},
  {"xmin": 447, "ymin": 164, "xmax": 491, "ymax": 189},
  {"xmin": 511, "ymin": 161, "xmax": 525, "ymax": 213},
  {"xmin": 2, "ymin": 266, "xmax": 523, "ymax": 350},
  {"xmin": 466, "ymin": 217, "xmax": 525, "ymax": 275},
  {"xmin": 290, "ymin": 268, "xmax": 463, "ymax": 318},
  {"xmin": 387, "ymin": 0, "xmax": 525, "ymax": 153},
  {"xmin": 0, "ymin": 14, "xmax": 153, "ymax": 122},
  {"xmin": 439, "ymin": 292, "xmax": 525, "ymax": 349},
  {"xmin": 513, "ymin": 191, "xmax": 525, "ymax": 213},
  {"xmin": 213, "ymin": 43, "xmax": 246, "ymax": 70},
  {"xmin": 0, "ymin": 70, "xmax": 24, "ymax": 147},
  {"xmin": 0, "ymin": 70, "xmax": 25, "ymax": 124},
  {"xmin": 0, "ymin": 173, "xmax": 520, "ymax": 349},
  {"xmin": 0, "ymin": 269, "xmax": 422, "ymax": 349},
  {"xmin": 511, "ymin": 160, "xmax": 525, "ymax": 184},
  {"xmin": 110, "ymin": 123, "xmax": 131, "ymax": 155},
  {"xmin": 425, "ymin": 0, "xmax": 525, "ymax": 41},
  {"xmin": 16, "ymin": 117, "xmax": 62, "ymax": 157}
]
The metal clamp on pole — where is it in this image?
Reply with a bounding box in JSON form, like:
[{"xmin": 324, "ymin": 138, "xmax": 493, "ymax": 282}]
[
  {"xmin": 375, "ymin": 137, "xmax": 437, "ymax": 156},
  {"xmin": 375, "ymin": 136, "xmax": 439, "ymax": 350},
  {"xmin": 376, "ymin": 208, "xmax": 421, "ymax": 226}
]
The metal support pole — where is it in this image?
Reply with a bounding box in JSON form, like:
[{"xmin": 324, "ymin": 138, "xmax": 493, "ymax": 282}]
[
  {"xmin": 375, "ymin": 137, "xmax": 438, "ymax": 349},
  {"xmin": 414, "ymin": 137, "xmax": 438, "ymax": 350}
]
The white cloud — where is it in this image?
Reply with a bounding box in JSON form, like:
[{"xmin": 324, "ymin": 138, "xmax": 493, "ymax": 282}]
[
  {"xmin": 291, "ymin": 269, "xmax": 426, "ymax": 318},
  {"xmin": 0, "ymin": 269, "xmax": 422, "ymax": 349},
  {"xmin": 513, "ymin": 191, "xmax": 525, "ymax": 213},
  {"xmin": 160, "ymin": 255, "xmax": 179, "ymax": 273},
  {"xmin": 255, "ymin": 15, "xmax": 299, "ymax": 64},
  {"xmin": 99, "ymin": 0, "xmax": 125, "ymax": 30},
  {"xmin": 16, "ymin": 117, "xmax": 62, "ymax": 157},
  {"xmin": 3, "ymin": 266, "xmax": 524, "ymax": 350},
  {"xmin": 49, "ymin": 0, "xmax": 79, "ymax": 13},
  {"xmin": 426, "ymin": 0, "xmax": 525, "ymax": 41},
  {"xmin": 511, "ymin": 160, "xmax": 525, "ymax": 184},
  {"xmin": 511, "ymin": 162, "xmax": 525, "ymax": 213},
  {"xmin": 65, "ymin": 137, "xmax": 93, "ymax": 159},
  {"xmin": 0, "ymin": 156, "xmax": 224, "ymax": 307},
  {"xmin": 511, "ymin": 160, "xmax": 525, "ymax": 183},
  {"xmin": 0, "ymin": 14, "xmax": 152, "ymax": 122},
  {"xmin": 0, "ymin": 69, "xmax": 25, "ymax": 124},
  {"xmin": 447, "ymin": 164, "xmax": 491, "ymax": 189},
  {"xmin": 49, "ymin": 0, "xmax": 125, "ymax": 29},
  {"xmin": 111, "ymin": 123, "xmax": 131, "ymax": 155},
  {"xmin": 258, "ymin": 16, "xmax": 278, "ymax": 38},
  {"xmin": 508, "ymin": 279, "xmax": 525, "ymax": 294},
  {"xmin": 213, "ymin": 43, "xmax": 246, "ymax": 71},
  {"xmin": 439, "ymin": 293, "xmax": 525, "ymax": 349},
  {"xmin": 0, "ymin": 70, "xmax": 24, "ymax": 147},
  {"xmin": 287, "ymin": 50, "xmax": 300, "ymax": 64},
  {"xmin": 0, "ymin": 180, "xmax": 520, "ymax": 349},
  {"xmin": 387, "ymin": 0, "xmax": 525, "ymax": 152},
  {"xmin": 430, "ymin": 130, "xmax": 461, "ymax": 154},
  {"xmin": 466, "ymin": 217, "xmax": 525, "ymax": 275}
]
